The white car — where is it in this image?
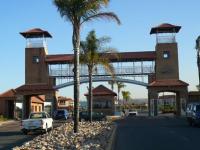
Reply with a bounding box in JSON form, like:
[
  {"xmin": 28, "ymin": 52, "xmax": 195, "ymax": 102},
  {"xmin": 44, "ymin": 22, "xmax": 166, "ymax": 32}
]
[
  {"xmin": 128, "ymin": 110, "xmax": 138, "ymax": 116},
  {"xmin": 21, "ymin": 112, "xmax": 53, "ymax": 134}
]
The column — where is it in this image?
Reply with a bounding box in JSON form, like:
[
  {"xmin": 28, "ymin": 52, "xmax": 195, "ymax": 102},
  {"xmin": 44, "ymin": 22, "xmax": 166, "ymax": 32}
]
[
  {"xmin": 148, "ymin": 91, "xmax": 158, "ymax": 117},
  {"xmin": 176, "ymin": 92, "xmax": 181, "ymax": 116},
  {"xmin": 22, "ymin": 95, "xmax": 31, "ymax": 119},
  {"xmin": 51, "ymin": 96, "xmax": 57, "ymax": 117}
]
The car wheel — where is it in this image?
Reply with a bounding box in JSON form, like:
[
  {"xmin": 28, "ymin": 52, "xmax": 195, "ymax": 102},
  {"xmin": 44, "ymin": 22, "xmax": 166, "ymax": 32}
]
[
  {"xmin": 50, "ymin": 125, "xmax": 53, "ymax": 131},
  {"xmin": 22, "ymin": 130, "xmax": 28, "ymax": 135}
]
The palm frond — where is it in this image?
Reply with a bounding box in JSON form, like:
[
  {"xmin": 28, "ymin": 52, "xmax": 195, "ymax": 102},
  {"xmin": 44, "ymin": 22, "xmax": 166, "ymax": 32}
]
[{"xmin": 81, "ymin": 12, "xmax": 121, "ymax": 25}]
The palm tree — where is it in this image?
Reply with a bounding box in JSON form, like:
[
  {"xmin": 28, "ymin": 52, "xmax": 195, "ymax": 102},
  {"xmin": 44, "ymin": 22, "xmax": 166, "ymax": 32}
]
[
  {"xmin": 108, "ymin": 80, "xmax": 116, "ymax": 91},
  {"xmin": 53, "ymin": 0, "xmax": 121, "ymax": 132},
  {"xmin": 116, "ymin": 82, "xmax": 125, "ymax": 103},
  {"xmin": 196, "ymin": 36, "xmax": 200, "ymax": 90},
  {"xmin": 80, "ymin": 30, "xmax": 117, "ymax": 122},
  {"xmin": 122, "ymin": 91, "xmax": 131, "ymax": 104}
]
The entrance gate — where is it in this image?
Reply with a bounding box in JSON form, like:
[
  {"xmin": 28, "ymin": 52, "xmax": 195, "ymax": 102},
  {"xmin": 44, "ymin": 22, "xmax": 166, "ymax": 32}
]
[{"xmin": 16, "ymin": 23, "xmax": 188, "ymax": 119}]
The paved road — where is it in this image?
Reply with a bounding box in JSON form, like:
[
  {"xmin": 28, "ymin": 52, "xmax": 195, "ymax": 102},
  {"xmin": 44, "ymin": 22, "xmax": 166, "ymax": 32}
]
[
  {"xmin": 0, "ymin": 120, "xmax": 69, "ymax": 150},
  {"xmin": 114, "ymin": 116, "xmax": 200, "ymax": 150}
]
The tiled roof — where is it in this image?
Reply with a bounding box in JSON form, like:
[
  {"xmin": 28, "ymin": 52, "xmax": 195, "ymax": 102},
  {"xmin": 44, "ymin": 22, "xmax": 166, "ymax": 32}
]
[
  {"xmin": 15, "ymin": 84, "xmax": 55, "ymax": 94},
  {"xmin": 46, "ymin": 51, "xmax": 156, "ymax": 64},
  {"xmin": 58, "ymin": 96, "xmax": 73, "ymax": 101},
  {"xmin": 46, "ymin": 54, "xmax": 74, "ymax": 64},
  {"xmin": 0, "ymin": 89, "xmax": 16, "ymax": 98},
  {"xmin": 150, "ymin": 23, "xmax": 181, "ymax": 34},
  {"xmin": 31, "ymin": 96, "xmax": 45, "ymax": 104},
  {"xmin": 148, "ymin": 79, "xmax": 188, "ymax": 87},
  {"xmin": 20, "ymin": 28, "xmax": 52, "ymax": 38},
  {"xmin": 85, "ymin": 85, "xmax": 117, "ymax": 96}
]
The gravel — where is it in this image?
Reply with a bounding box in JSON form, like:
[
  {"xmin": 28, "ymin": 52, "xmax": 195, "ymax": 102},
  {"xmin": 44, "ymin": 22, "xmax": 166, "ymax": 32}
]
[{"xmin": 13, "ymin": 121, "xmax": 115, "ymax": 150}]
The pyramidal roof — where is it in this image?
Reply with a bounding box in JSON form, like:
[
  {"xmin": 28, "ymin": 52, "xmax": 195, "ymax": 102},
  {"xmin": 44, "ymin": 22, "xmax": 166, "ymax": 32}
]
[
  {"xmin": 85, "ymin": 85, "xmax": 117, "ymax": 96},
  {"xmin": 0, "ymin": 89, "xmax": 16, "ymax": 98}
]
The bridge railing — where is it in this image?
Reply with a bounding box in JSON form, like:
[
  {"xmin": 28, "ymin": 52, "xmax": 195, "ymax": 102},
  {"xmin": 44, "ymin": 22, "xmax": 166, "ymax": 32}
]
[{"xmin": 49, "ymin": 65, "xmax": 155, "ymax": 77}]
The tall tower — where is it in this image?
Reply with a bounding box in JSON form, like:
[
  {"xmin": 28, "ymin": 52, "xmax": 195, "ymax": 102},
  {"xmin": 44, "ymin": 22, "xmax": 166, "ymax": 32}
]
[
  {"xmin": 20, "ymin": 28, "xmax": 52, "ymax": 84},
  {"xmin": 150, "ymin": 23, "xmax": 181, "ymax": 80}
]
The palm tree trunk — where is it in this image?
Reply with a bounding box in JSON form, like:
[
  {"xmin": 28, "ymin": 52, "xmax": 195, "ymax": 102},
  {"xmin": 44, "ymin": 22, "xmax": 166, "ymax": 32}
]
[
  {"xmin": 88, "ymin": 67, "xmax": 93, "ymax": 122},
  {"xmin": 198, "ymin": 51, "xmax": 200, "ymax": 88},
  {"xmin": 73, "ymin": 25, "xmax": 80, "ymax": 133},
  {"xmin": 118, "ymin": 88, "xmax": 120, "ymax": 103},
  {"xmin": 111, "ymin": 83, "xmax": 114, "ymax": 91}
]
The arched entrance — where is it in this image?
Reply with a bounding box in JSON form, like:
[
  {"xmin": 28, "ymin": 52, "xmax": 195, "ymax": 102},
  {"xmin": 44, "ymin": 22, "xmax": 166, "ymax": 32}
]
[{"xmin": 147, "ymin": 80, "xmax": 188, "ymax": 116}]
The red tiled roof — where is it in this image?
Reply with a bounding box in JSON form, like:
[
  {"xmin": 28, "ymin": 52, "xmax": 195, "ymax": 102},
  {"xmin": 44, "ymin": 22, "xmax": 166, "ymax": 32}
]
[
  {"xmin": 31, "ymin": 96, "xmax": 45, "ymax": 104},
  {"xmin": 46, "ymin": 54, "xmax": 74, "ymax": 64},
  {"xmin": 85, "ymin": 85, "xmax": 117, "ymax": 96},
  {"xmin": 0, "ymin": 89, "xmax": 16, "ymax": 98},
  {"xmin": 15, "ymin": 84, "xmax": 55, "ymax": 94},
  {"xmin": 20, "ymin": 28, "xmax": 52, "ymax": 38},
  {"xmin": 46, "ymin": 51, "xmax": 156, "ymax": 64},
  {"xmin": 58, "ymin": 96, "xmax": 73, "ymax": 101},
  {"xmin": 148, "ymin": 79, "xmax": 188, "ymax": 87},
  {"xmin": 150, "ymin": 23, "xmax": 181, "ymax": 34}
]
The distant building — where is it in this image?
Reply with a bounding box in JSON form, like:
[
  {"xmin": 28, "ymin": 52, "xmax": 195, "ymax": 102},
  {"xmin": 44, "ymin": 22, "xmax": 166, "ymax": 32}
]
[
  {"xmin": 0, "ymin": 89, "xmax": 44, "ymax": 118},
  {"xmin": 158, "ymin": 95, "xmax": 176, "ymax": 106},
  {"xmin": 0, "ymin": 89, "xmax": 16, "ymax": 118},
  {"xmin": 57, "ymin": 96, "xmax": 74, "ymax": 111},
  {"xmin": 84, "ymin": 85, "xmax": 117, "ymax": 116}
]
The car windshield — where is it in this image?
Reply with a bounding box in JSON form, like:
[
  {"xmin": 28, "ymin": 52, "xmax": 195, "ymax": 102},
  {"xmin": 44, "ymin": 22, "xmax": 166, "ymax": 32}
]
[
  {"xmin": 30, "ymin": 113, "xmax": 46, "ymax": 119},
  {"xmin": 57, "ymin": 110, "xmax": 65, "ymax": 114}
]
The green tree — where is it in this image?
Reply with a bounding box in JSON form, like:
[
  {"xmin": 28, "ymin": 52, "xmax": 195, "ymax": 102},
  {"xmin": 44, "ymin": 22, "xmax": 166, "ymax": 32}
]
[
  {"xmin": 53, "ymin": 0, "xmax": 120, "ymax": 132},
  {"xmin": 122, "ymin": 91, "xmax": 131, "ymax": 104},
  {"xmin": 116, "ymin": 82, "xmax": 125, "ymax": 103},
  {"xmin": 80, "ymin": 30, "xmax": 117, "ymax": 122}
]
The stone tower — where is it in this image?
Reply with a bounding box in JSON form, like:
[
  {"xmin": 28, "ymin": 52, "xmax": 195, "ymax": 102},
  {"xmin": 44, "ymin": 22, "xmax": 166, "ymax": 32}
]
[
  {"xmin": 20, "ymin": 28, "xmax": 52, "ymax": 84},
  {"xmin": 150, "ymin": 23, "xmax": 181, "ymax": 80}
]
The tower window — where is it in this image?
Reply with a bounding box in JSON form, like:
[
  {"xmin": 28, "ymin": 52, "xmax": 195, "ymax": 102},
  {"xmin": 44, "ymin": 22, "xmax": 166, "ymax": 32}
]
[
  {"xmin": 32, "ymin": 56, "xmax": 40, "ymax": 63},
  {"xmin": 163, "ymin": 51, "xmax": 170, "ymax": 59}
]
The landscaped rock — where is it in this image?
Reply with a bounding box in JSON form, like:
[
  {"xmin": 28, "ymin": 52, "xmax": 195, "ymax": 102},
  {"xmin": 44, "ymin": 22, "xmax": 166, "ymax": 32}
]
[{"xmin": 13, "ymin": 121, "xmax": 115, "ymax": 150}]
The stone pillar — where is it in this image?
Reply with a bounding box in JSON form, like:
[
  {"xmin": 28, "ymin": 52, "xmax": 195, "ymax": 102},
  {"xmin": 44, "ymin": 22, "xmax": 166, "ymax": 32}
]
[
  {"xmin": 22, "ymin": 97, "xmax": 26, "ymax": 119},
  {"xmin": 148, "ymin": 90, "xmax": 158, "ymax": 117},
  {"xmin": 148, "ymin": 91, "xmax": 158, "ymax": 116},
  {"xmin": 51, "ymin": 96, "xmax": 57, "ymax": 117},
  {"xmin": 180, "ymin": 90, "xmax": 188, "ymax": 116},
  {"xmin": 22, "ymin": 95, "xmax": 31, "ymax": 119},
  {"xmin": 148, "ymin": 92, "xmax": 151, "ymax": 117},
  {"xmin": 154, "ymin": 99, "xmax": 158, "ymax": 116},
  {"xmin": 176, "ymin": 92, "xmax": 181, "ymax": 116}
]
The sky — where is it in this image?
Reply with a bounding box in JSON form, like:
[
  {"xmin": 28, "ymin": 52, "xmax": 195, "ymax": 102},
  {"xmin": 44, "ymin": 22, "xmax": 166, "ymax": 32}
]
[{"xmin": 0, "ymin": 0, "xmax": 200, "ymax": 101}]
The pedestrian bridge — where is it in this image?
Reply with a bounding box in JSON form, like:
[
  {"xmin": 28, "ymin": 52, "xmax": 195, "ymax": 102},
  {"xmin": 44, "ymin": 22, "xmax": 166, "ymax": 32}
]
[{"xmin": 54, "ymin": 76, "xmax": 148, "ymax": 89}]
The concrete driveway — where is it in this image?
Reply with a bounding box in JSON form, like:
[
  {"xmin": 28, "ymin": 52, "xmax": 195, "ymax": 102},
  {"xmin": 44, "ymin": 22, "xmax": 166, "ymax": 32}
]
[{"xmin": 114, "ymin": 116, "xmax": 200, "ymax": 150}]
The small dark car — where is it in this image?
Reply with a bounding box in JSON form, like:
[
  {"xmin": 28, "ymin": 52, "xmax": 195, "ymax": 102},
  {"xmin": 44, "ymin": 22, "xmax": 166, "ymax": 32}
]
[
  {"xmin": 53, "ymin": 109, "xmax": 69, "ymax": 120},
  {"xmin": 79, "ymin": 111, "xmax": 106, "ymax": 121},
  {"xmin": 186, "ymin": 103, "xmax": 200, "ymax": 126}
]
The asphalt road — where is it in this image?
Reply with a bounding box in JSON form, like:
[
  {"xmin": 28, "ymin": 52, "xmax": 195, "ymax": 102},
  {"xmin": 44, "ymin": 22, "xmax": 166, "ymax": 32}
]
[
  {"xmin": 0, "ymin": 120, "xmax": 70, "ymax": 150},
  {"xmin": 114, "ymin": 116, "xmax": 200, "ymax": 150}
]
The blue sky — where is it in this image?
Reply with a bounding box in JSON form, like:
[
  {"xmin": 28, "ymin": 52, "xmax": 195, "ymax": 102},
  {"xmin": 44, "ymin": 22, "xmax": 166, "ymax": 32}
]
[{"xmin": 0, "ymin": 0, "xmax": 199, "ymax": 100}]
